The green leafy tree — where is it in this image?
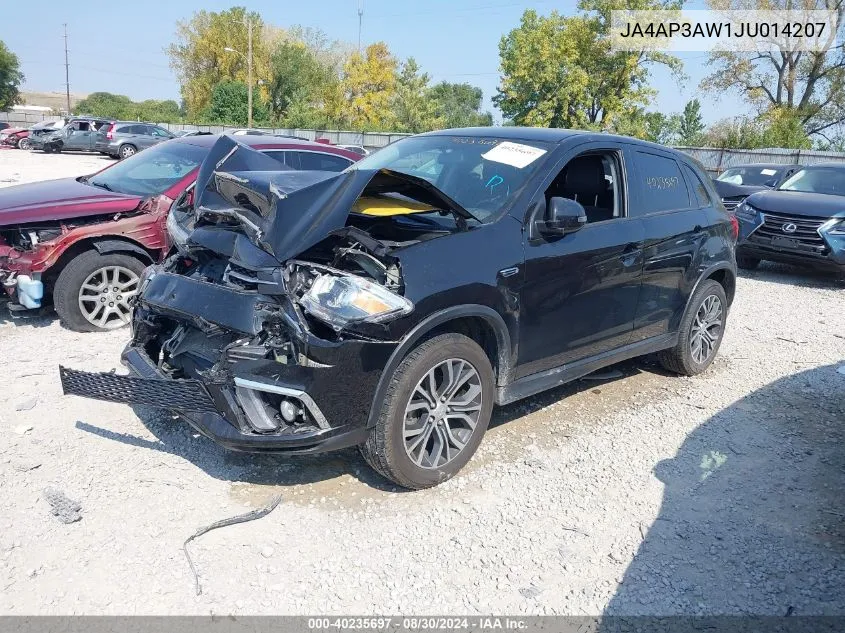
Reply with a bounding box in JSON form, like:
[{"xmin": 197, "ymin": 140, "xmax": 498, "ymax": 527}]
[
  {"xmin": 0, "ymin": 41, "xmax": 23, "ymax": 112},
  {"xmin": 269, "ymin": 40, "xmax": 331, "ymax": 120},
  {"xmin": 703, "ymin": 117, "xmax": 765, "ymax": 149},
  {"xmin": 429, "ymin": 82, "xmax": 493, "ymax": 128},
  {"xmin": 167, "ymin": 7, "xmax": 272, "ymax": 118},
  {"xmin": 701, "ymin": 0, "xmax": 845, "ymax": 139},
  {"xmin": 677, "ymin": 99, "xmax": 705, "ymax": 146},
  {"xmin": 75, "ymin": 92, "xmax": 134, "ymax": 119},
  {"xmin": 391, "ymin": 58, "xmax": 441, "ymax": 133},
  {"xmin": 201, "ymin": 80, "xmax": 269, "ymax": 126},
  {"xmin": 495, "ymin": 3, "xmax": 682, "ymax": 129}
]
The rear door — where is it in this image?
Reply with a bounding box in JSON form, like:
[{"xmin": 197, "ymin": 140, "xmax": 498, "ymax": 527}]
[{"xmin": 627, "ymin": 147, "xmax": 708, "ymax": 342}]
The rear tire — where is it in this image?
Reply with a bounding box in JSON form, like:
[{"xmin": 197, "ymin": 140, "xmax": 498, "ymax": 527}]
[
  {"xmin": 119, "ymin": 144, "xmax": 137, "ymax": 159},
  {"xmin": 736, "ymin": 254, "xmax": 760, "ymax": 270},
  {"xmin": 360, "ymin": 333, "xmax": 494, "ymax": 490},
  {"xmin": 659, "ymin": 279, "xmax": 727, "ymax": 377},
  {"xmin": 53, "ymin": 250, "xmax": 147, "ymax": 332}
]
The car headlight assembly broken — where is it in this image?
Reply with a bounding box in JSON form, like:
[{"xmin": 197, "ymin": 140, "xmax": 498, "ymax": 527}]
[{"xmin": 299, "ymin": 273, "xmax": 413, "ymax": 330}]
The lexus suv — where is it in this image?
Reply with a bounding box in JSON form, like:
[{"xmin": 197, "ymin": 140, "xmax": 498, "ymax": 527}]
[
  {"xmin": 734, "ymin": 163, "xmax": 845, "ymax": 274},
  {"xmin": 61, "ymin": 129, "xmax": 737, "ymax": 489}
]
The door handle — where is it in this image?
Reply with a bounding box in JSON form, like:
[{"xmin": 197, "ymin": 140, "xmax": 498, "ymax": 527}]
[
  {"xmin": 623, "ymin": 241, "xmax": 644, "ymax": 253},
  {"xmin": 693, "ymin": 225, "xmax": 703, "ymax": 233}
]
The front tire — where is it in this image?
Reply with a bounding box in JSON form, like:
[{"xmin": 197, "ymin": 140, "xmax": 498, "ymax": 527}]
[
  {"xmin": 17, "ymin": 137, "xmax": 31, "ymax": 150},
  {"xmin": 360, "ymin": 333, "xmax": 494, "ymax": 490},
  {"xmin": 659, "ymin": 279, "xmax": 727, "ymax": 376},
  {"xmin": 53, "ymin": 250, "xmax": 146, "ymax": 332}
]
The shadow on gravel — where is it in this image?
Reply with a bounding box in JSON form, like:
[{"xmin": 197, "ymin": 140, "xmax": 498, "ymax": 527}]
[
  {"xmin": 74, "ymin": 356, "xmax": 669, "ymax": 493},
  {"xmin": 605, "ymin": 363, "xmax": 845, "ymax": 616},
  {"xmin": 0, "ymin": 301, "xmax": 55, "ymax": 328},
  {"xmin": 740, "ymin": 262, "xmax": 845, "ymax": 290}
]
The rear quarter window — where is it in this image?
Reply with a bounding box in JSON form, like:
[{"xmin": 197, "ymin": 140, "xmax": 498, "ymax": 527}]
[
  {"xmin": 634, "ymin": 151, "xmax": 691, "ymax": 215},
  {"xmin": 682, "ymin": 163, "xmax": 712, "ymax": 208}
]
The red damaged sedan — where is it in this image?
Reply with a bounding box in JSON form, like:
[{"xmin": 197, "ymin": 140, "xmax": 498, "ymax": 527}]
[{"xmin": 0, "ymin": 134, "xmax": 360, "ymax": 331}]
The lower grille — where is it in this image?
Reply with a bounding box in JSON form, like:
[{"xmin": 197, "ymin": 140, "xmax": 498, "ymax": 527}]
[
  {"xmin": 747, "ymin": 211, "xmax": 828, "ymax": 256},
  {"xmin": 59, "ymin": 366, "xmax": 217, "ymax": 412}
]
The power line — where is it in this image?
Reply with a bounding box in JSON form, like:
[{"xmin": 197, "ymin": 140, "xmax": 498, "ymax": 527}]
[{"xmin": 63, "ymin": 24, "xmax": 70, "ymax": 114}]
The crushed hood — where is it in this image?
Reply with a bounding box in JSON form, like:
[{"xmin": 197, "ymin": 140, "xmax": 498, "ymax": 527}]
[
  {"xmin": 0, "ymin": 177, "xmax": 143, "ymax": 227},
  {"xmin": 193, "ymin": 136, "xmax": 471, "ymax": 263}
]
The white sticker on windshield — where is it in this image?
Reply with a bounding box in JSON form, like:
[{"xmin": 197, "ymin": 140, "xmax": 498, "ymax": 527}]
[
  {"xmin": 760, "ymin": 168, "xmax": 777, "ymax": 176},
  {"xmin": 481, "ymin": 142, "xmax": 547, "ymax": 169}
]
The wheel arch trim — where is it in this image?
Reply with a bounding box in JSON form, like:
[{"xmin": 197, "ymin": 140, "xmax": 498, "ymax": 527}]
[
  {"xmin": 366, "ymin": 305, "xmax": 513, "ymax": 428},
  {"xmin": 92, "ymin": 239, "xmax": 155, "ymax": 263}
]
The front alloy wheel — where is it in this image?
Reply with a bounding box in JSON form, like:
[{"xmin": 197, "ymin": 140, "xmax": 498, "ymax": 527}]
[
  {"xmin": 78, "ymin": 265, "xmax": 140, "ymax": 330},
  {"xmin": 402, "ymin": 358, "xmax": 483, "ymax": 469}
]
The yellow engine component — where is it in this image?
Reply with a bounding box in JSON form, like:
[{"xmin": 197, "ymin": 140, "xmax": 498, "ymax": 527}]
[{"xmin": 353, "ymin": 195, "xmax": 437, "ymax": 217}]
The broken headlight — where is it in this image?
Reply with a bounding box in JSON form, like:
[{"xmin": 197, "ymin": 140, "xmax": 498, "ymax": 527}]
[{"xmin": 300, "ymin": 274, "xmax": 413, "ymax": 330}]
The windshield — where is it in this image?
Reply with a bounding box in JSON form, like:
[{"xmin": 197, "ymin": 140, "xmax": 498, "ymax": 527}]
[
  {"xmin": 88, "ymin": 141, "xmax": 208, "ymax": 196},
  {"xmin": 778, "ymin": 167, "xmax": 845, "ymax": 196},
  {"xmin": 716, "ymin": 166, "xmax": 784, "ymax": 186},
  {"xmin": 352, "ymin": 135, "xmax": 552, "ymax": 222}
]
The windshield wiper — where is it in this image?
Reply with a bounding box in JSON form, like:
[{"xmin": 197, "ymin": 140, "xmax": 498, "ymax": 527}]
[{"xmin": 88, "ymin": 180, "xmax": 114, "ymax": 192}]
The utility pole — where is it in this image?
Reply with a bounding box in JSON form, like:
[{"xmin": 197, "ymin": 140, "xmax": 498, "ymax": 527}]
[
  {"xmin": 357, "ymin": 0, "xmax": 364, "ymax": 53},
  {"xmin": 246, "ymin": 15, "xmax": 253, "ymax": 129},
  {"xmin": 63, "ymin": 24, "xmax": 71, "ymax": 115}
]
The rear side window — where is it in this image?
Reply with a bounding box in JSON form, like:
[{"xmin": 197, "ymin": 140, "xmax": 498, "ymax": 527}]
[
  {"xmin": 294, "ymin": 151, "xmax": 352, "ymax": 172},
  {"xmin": 116, "ymin": 125, "xmax": 136, "ymax": 134},
  {"xmin": 634, "ymin": 151, "xmax": 691, "ymax": 214},
  {"xmin": 683, "ymin": 164, "xmax": 712, "ymax": 208}
]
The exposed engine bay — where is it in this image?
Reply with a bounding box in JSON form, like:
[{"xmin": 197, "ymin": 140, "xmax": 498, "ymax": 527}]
[{"xmin": 122, "ymin": 136, "xmax": 473, "ymax": 437}]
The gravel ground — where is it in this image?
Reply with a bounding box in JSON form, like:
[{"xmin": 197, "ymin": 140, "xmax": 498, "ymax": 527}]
[{"xmin": 0, "ymin": 151, "xmax": 844, "ymax": 615}]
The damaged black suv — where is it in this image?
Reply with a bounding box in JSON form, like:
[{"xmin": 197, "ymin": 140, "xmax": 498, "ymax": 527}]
[{"xmin": 61, "ymin": 129, "xmax": 737, "ymax": 489}]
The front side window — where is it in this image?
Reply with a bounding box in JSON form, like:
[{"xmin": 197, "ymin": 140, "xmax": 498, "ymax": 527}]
[
  {"xmin": 778, "ymin": 167, "xmax": 845, "ymax": 197},
  {"xmin": 352, "ymin": 135, "xmax": 553, "ymax": 222},
  {"xmin": 545, "ymin": 152, "xmax": 622, "ymax": 223}
]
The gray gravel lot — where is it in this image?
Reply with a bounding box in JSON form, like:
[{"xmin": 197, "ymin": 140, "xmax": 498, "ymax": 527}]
[{"xmin": 0, "ymin": 151, "xmax": 843, "ymax": 615}]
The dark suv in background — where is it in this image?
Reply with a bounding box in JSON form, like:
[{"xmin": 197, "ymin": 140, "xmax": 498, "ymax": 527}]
[
  {"xmin": 95, "ymin": 122, "xmax": 175, "ymax": 159},
  {"xmin": 62, "ymin": 129, "xmax": 737, "ymax": 489}
]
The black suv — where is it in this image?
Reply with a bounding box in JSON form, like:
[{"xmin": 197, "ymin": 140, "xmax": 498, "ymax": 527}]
[{"xmin": 61, "ymin": 129, "xmax": 738, "ymax": 489}]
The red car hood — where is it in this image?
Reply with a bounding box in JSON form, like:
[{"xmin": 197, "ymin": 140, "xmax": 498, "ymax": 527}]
[{"xmin": 0, "ymin": 177, "xmax": 144, "ymax": 227}]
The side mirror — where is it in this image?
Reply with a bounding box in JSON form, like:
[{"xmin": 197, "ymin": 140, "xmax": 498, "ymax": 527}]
[{"xmin": 541, "ymin": 196, "xmax": 587, "ymax": 235}]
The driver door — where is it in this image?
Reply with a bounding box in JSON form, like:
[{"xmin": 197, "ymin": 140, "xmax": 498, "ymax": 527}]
[{"xmin": 516, "ymin": 142, "xmax": 645, "ymax": 378}]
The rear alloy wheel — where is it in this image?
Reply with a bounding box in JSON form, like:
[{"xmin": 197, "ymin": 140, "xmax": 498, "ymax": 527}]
[
  {"xmin": 119, "ymin": 144, "xmax": 137, "ymax": 159},
  {"xmin": 17, "ymin": 137, "xmax": 31, "ymax": 150},
  {"xmin": 53, "ymin": 251, "xmax": 146, "ymax": 332},
  {"xmin": 658, "ymin": 279, "xmax": 728, "ymax": 376},
  {"xmin": 360, "ymin": 333, "xmax": 494, "ymax": 489}
]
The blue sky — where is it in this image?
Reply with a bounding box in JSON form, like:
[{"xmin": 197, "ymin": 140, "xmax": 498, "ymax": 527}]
[{"xmin": 5, "ymin": 0, "xmax": 734, "ymax": 124}]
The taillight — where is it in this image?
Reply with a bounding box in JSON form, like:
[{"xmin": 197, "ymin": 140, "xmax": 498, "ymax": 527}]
[
  {"xmin": 106, "ymin": 123, "xmax": 115, "ymax": 140},
  {"xmin": 729, "ymin": 215, "xmax": 739, "ymax": 241}
]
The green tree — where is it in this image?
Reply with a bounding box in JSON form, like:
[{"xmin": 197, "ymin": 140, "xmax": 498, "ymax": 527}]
[
  {"xmin": 429, "ymin": 82, "xmax": 493, "ymax": 129},
  {"xmin": 167, "ymin": 7, "xmax": 272, "ymax": 118},
  {"xmin": 75, "ymin": 92, "xmax": 134, "ymax": 119},
  {"xmin": 677, "ymin": 99, "xmax": 705, "ymax": 146},
  {"xmin": 340, "ymin": 42, "xmax": 398, "ymax": 130},
  {"xmin": 391, "ymin": 58, "xmax": 440, "ymax": 133},
  {"xmin": 495, "ymin": 4, "xmax": 682, "ymax": 129},
  {"xmin": 201, "ymin": 80, "xmax": 269, "ymax": 126},
  {"xmin": 701, "ymin": 0, "xmax": 845, "ymax": 139},
  {"xmin": 0, "ymin": 41, "xmax": 24, "ymax": 111},
  {"xmin": 703, "ymin": 117, "xmax": 765, "ymax": 149},
  {"xmin": 269, "ymin": 40, "xmax": 331, "ymax": 120},
  {"xmin": 759, "ymin": 107, "xmax": 812, "ymax": 149}
]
